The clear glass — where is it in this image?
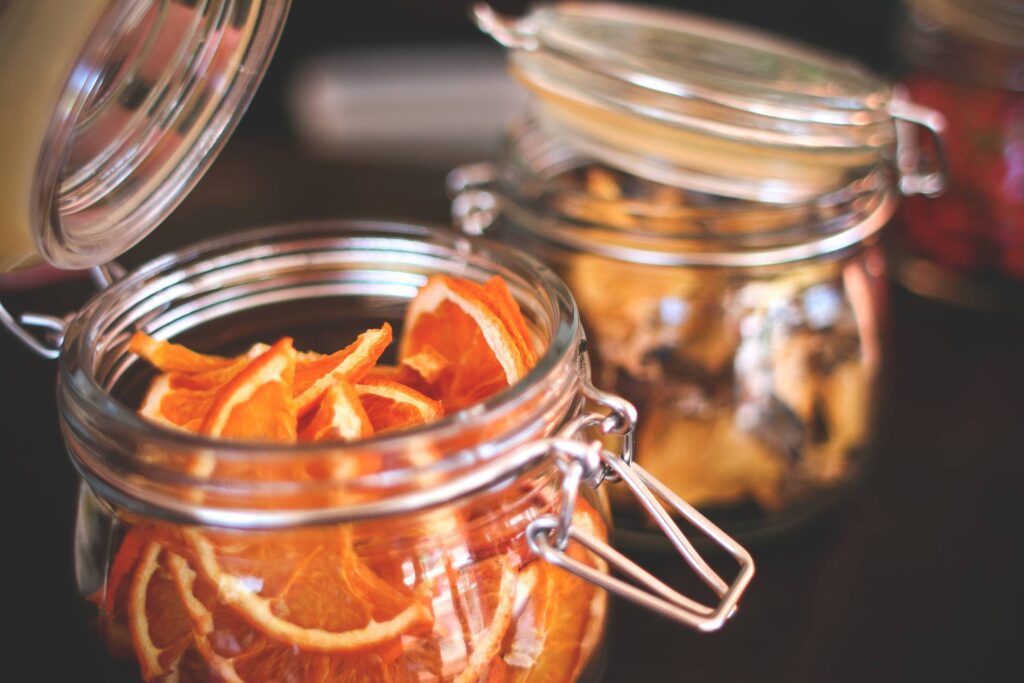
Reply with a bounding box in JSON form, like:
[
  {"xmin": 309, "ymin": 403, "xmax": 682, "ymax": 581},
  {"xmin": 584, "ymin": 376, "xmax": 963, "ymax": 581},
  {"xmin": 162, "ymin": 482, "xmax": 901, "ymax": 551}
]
[
  {"xmin": 484, "ymin": 1, "xmax": 899, "ymax": 204},
  {"xmin": 477, "ymin": 120, "xmax": 888, "ymax": 541},
  {"xmin": 893, "ymin": 0, "xmax": 1024, "ymax": 309},
  {"xmin": 0, "ymin": 0, "xmax": 289, "ymax": 272},
  {"xmin": 60, "ymin": 222, "xmax": 610, "ymax": 682}
]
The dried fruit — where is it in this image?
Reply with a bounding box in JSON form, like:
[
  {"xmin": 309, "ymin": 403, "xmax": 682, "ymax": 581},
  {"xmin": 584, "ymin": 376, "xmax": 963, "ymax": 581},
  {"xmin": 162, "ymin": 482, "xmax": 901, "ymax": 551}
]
[
  {"xmin": 113, "ymin": 276, "xmax": 606, "ymax": 681},
  {"xmin": 127, "ymin": 543, "xmax": 194, "ymax": 681},
  {"xmin": 399, "ymin": 275, "xmax": 534, "ymax": 411}
]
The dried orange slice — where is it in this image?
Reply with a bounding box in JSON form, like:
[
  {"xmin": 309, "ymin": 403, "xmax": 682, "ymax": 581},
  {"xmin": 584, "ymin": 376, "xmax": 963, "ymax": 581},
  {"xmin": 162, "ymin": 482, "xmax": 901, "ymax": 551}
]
[
  {"xmin": 199, "ymin": 337, "xmax": 297, "ymax": 442},
  {"xmin": 97, "ymin": 528, "xmax": 150, "ymax": 658},
  {"xmin": 137, "ymin": 343, "xmax": 270, "ymax": 432},
  {"xmin": 165, "ymin": 540, "xmax": 434, "ymax": 679},
  {"xmin": 356, "ymin": 378, "xmax": 443, "ymax": 433},
  {"xmin": 482, "ymin": 276, "xmax": 537, "ymax": 368},
  {"xmin": 179, "ymin": 527, "xmax": 433, "ymax": 655},
  {"xmin": 399, "ymin": 276, "xmax": 531, "ymax": 411},
  {"xmin": 490, "ymin": 502, "xmax": 607, "ymax": 683},
  {"xmin": 127, "ymin": 542, "xmax": 194, "ymax": 682},
  {"xmin": 130, "ymin": 332, "xmax": 236, "ymax": 374},
  {"xmin": 293, "ymin": 324, "xmax": 392, "ymax": 416},
  {"xmin": 298, "ymin": 380, "xmax": 373, "ymax": 443},
  {"xmin": 448, "ymin": 554, "xmax": 520, "ymax": 683},
  {"xmin": 366, "ymin": 344, "xmax": 450, "ymax": 397}
]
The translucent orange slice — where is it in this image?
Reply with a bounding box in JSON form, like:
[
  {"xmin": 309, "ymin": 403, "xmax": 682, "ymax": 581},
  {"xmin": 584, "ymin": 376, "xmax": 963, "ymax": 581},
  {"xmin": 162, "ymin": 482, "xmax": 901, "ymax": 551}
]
[
  {"xmin": 97, "ymin": 528, "xmax": 150, "ymax": 658},
  {"xmin": 199, "ymin": 337, "xmax": 297, "ymax": 443},
  {"xmin": 179, "ymin": 527, "xmax": 433, "ymax": 656},
  {"xmin": 448, "ymin": 554, "xmax": 520, "ymax": 683},
  {"xmin": 491, "ymin": 501, "xmax": 607, "ymax": 683},
  {"xmin": 482, "ymin": 276, "xmax": 537, "ymax": 368},
  {"xmin": 137, "ymin": 344, "xmax": 270, "ymax": 432},
  {"xmin": 366, "ymin": 344, "xmax": 450, "ymax": 398},
  {"xmin": 168, "ymin": 536, "xmax": 439, "ymax": 681},
  {"xmin": 293, "ymin": 324, "xmax": 392, "ymax": 416},
  {"xmin": 399, "ymin": 276, "xmax": 531, "ymax": 411},
  {"xmin": 127, "ymin": 542, "xmax": 194, "ymax": 682},
  {"xmin": 356, "ymin": 378, "xmax": 443, "ymax": 433},
  {"xmin": 298, "ymin": 380, "xmax": 373, "ymax": 443},
  {"xmin": 129, "ymin": 331, "xmax": 236, "ymax": 374}
]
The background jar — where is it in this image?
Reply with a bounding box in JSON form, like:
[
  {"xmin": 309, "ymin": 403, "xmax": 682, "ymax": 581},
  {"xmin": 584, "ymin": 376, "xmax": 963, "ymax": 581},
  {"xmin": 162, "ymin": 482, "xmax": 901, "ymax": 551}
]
[
  {"xmin": 454, "ymin": 2, "xmax": 944, "ymax": 542},
  {"xmin": 893, "ymin": 0, "xmax": 1024, "ymax": 309},
  {"xmin": 60, "ymin": 221, "xmax": 752, "ymax": 681}
]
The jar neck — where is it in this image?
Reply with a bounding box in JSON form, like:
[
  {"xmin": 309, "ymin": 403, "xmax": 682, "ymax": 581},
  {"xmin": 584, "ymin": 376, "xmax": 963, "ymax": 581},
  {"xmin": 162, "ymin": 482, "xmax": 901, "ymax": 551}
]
[
  {"xmin": 493, "ymin": 117, "xmax": 897, "ymax": 268},
  {"xmin": 59, "ymin": 221, "xmax": 584, "ymax": 528},
  {"xmin": 901, "ymin": 0, "xmax": 1024, "ymax": 91}
]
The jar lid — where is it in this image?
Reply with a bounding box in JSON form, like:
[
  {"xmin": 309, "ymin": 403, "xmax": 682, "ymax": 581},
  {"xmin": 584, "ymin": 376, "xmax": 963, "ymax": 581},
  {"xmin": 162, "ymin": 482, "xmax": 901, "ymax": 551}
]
[
  {"xmin": 475, "ymin": 2, "xmax": 901, "ymax": 202},
  {"xmin": 0, "ymin": 0, "xmax": 289, "ymax": 271}
]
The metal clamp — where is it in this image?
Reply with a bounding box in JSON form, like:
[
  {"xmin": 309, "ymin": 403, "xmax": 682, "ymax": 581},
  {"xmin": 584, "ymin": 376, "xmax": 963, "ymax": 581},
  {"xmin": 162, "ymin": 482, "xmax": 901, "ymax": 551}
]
[
  {"xmin": 0, "ymin": 263, "xmax": 125, "ymax": 360},
  {"xmin": 447, "ymin": 162, "xmax": 501, "ymax": 235},
  {"xmin": 0, "ymin": 300, "xmax": 67, "ymax": 360},
  {"xmin": 525, "ymin": 433, "xmax": 754, "ymax": 631},
  {"xmin": 524, "ymin": 365, "xmax": 753, "ymax": 631},
  {"xmin": 891, "ymin": 94, "xmax": 949, "ymax": 198},
  {"xmin": 560, "ymin": 341, "xmax": 637, "ymax": 484},
  {"xmin": 470, "ymin": 3, "xmax": 538, "ymax": 51}
]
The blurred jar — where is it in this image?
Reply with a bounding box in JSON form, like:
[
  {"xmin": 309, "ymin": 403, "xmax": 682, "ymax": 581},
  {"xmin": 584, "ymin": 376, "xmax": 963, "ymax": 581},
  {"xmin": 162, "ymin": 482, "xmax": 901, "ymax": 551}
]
[
  {"xmin": 895, "ymin": 0, "xmax": 1024, "ymax": 308},
  {"xmin": 453, "ymin": 2, "xmax": 944, "ymax": 540}
]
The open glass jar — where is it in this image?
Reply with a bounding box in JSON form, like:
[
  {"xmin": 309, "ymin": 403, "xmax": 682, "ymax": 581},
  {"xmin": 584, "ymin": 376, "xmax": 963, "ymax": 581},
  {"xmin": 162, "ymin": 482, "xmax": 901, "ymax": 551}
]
[
  {"xmin": 0, "ymin": 3, "xmax": 756, "ymax": 679},
  {"xmin": 452, "ymin": 2, "xmax": 946, "ymax": 542},
  {"xmin": 893, "ymin": 0, "xmax": 1024, "ymax": 309},
  {"xmin": 40, "ymin": 222, "xmax": 751, "ymax": 681}
]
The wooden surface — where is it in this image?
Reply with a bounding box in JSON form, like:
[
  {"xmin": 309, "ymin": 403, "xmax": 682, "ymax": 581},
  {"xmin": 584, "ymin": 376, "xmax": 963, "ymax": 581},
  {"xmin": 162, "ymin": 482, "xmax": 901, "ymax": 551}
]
[{"xmin": 3, "ymin": 140, "xmax": 1022, "ymax": 682}]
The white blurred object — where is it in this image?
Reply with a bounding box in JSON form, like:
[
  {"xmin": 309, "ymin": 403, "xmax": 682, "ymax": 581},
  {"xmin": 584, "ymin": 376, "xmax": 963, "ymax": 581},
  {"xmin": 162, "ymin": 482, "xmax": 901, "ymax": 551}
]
[{"xmin": 288, "ymin": 45, "xmax": 526, "ymax": 165}]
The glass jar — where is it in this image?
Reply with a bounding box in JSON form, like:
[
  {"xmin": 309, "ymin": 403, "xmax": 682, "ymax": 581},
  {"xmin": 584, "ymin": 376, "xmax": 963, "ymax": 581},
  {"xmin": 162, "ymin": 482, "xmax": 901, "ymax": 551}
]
[
  {"xmin": 0, "ymin": 0, "xmax": 289, "ymax": 273},
  {"xmin": 453, "ymin": 2, "xmax": 944, "ymax": 541},
  {"xmin": 51, "ymin": 221, "xmax": 752, "ymax": 682},
  {"xmin": 893, "ymin": 0, "xmax": 1024, "ymax": 309}
]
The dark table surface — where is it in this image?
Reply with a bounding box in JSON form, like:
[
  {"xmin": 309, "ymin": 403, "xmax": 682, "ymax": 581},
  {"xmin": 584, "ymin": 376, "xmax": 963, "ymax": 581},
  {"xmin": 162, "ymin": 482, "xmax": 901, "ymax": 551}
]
[{"xmin": 4, "ymin": 139, "xmax": 1023, "ymax": 682}]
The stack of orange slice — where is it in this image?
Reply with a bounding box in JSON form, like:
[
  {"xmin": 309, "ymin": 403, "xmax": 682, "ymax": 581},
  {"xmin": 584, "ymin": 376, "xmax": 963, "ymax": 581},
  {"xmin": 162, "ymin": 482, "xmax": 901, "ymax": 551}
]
[{"xmin": 96, "ymin": 275, "xmax": 607, "ymax": 682}]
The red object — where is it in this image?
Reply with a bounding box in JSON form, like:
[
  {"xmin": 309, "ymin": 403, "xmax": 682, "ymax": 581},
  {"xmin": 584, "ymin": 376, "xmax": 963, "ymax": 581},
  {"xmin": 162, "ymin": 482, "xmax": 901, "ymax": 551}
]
[{"xmin": 899, "ymin": 73, "xmax": 1024, "ymax": 279}]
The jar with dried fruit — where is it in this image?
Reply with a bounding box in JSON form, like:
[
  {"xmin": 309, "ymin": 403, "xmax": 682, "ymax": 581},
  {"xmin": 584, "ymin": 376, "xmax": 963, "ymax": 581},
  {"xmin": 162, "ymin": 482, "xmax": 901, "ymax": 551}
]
[
  {"xmin": 0, "ymin": 4, "xmax": 753, "ymax": 678},
  {"xmin": 893, "ymin": 0, "xmax": 1024, "ymax": 309},
  {"xmin": 56, "ymin": 222, "xmax": 752, "ymax": 682},
  {"xmin": 452, "ymin": 3, "xmax": 946, "ymax": 541}
]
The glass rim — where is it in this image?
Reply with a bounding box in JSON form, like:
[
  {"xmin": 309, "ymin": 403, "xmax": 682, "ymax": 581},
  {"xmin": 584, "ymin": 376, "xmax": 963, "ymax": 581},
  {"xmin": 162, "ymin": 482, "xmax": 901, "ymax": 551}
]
[
  {"xmin": 493, "ymin": 117, "xmax": 898, "ymax": 266},
  {"xmin": 59, "ymin": 220, "xmax": 585, "ymax": 524}
]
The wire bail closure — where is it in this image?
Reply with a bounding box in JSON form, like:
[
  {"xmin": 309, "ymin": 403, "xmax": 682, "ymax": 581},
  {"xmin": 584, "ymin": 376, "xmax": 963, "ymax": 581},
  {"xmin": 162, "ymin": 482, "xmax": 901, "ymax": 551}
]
[
  {"xmin": 891, "ymin": 92, "xmax": 949, "ymax": 198},
  {"xmin": 525, "ymin": 372, "xmax": 755, "ymax": 631},
  {"xmin": 0, "ymin": 262, "xmax": 125, "ymax": 360}
]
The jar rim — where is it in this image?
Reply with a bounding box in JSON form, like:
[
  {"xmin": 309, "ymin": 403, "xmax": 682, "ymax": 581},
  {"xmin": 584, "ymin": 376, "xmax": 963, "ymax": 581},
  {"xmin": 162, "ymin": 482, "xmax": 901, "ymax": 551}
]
[
  {"xmin": 492, "ymin": 117, "xmax": 897, "ymax": 266},
  {"xmin": 59, "ymin": 220, "xmax": 584, "ymax": 526}
]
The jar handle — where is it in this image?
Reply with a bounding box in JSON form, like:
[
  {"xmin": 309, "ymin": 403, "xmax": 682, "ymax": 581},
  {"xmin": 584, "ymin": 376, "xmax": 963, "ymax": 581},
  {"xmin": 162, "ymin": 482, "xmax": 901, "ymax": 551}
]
[
  {"xmin": 525, "ymin": 370, "xmax": 754, "ymax": 631},
  {"xmin": 447, "ymin": 162, "xmax": 501, "ymax": 235},
  {"xmin": 891, "ymin": 93, "xmax": 949, "ymax": 198},
  {"xmin": 0, "ymin": 262, "xmax": 126, "ymax": 360}
]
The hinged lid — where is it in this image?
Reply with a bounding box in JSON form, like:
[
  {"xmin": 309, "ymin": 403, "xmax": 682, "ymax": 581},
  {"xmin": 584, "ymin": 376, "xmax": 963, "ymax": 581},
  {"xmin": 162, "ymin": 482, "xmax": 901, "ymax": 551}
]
[
  {"xmin": 0, "ymin": 0, "xmax": 290, "ymax": 271},
  {"xmin": 474, "ymin": 2, "xmax": 923, "ymax": 202}
]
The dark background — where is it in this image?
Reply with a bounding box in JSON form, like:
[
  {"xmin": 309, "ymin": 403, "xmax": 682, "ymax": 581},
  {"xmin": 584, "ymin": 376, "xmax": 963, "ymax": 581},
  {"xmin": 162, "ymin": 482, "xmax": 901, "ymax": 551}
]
[{"xmin": 6, "ymin": 2, "xmax": 1024, "ymax": 682}]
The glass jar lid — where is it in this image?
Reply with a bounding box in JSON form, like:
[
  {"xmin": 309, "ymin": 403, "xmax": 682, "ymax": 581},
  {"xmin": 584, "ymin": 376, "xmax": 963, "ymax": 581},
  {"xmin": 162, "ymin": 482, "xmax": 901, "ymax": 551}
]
[
  {"xmin": 1, "ymin": 0, "xmax": 289, "ymax": 271},
  {"xmin": 474, "ymin": 2, "xmax": 910, "ymax": 203}
]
